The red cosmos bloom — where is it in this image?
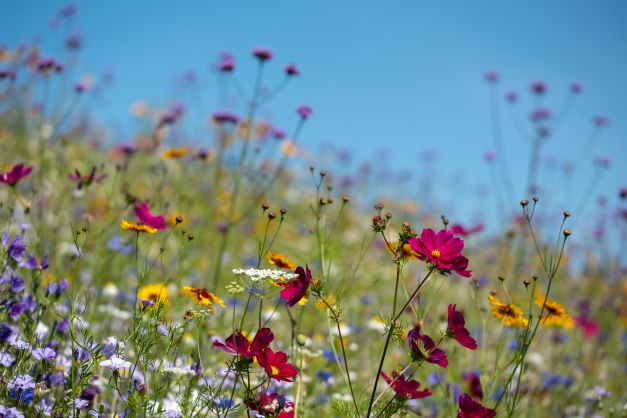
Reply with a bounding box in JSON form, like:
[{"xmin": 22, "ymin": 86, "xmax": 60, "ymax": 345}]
[
  {"xmin": 213, "ymin": 327, "xmax": 274, "ymax": 359},
  {"xmin": 457, "ymin": 393, "xmax": 496, "ymax": 418},
  {"xmin": 574, "ymin": 315, "xmax": 599, "ymax": 339},
  {"xmin": 284, "ymin": 64, "xmax": 299, "ymax": 76},
  {"xmin": 407, "ymin": 326, "xmax": 448, "ymax": 368},
  {"xmin": 447, "ymin": 304, "xmax": 477, "ymax": 350},
  {"xmin": 256, "ymin": 348, "xmax": 298, "ymax": 382},
  {"xmin": 450, "ymin": 224, "xmax": 484, "ymax": 237},
  {"xmin": 246, "ymin": 392, "xmax": 294, "ymax": 417},
  {"xmin": 0, "ymin": 164, "xmax": 32, "ymax": 186},
  {"xmin": 380, "ymin": 371, "xmax": 432, "ymax": 399},
  {"xmin": 280, "ymin": 265, "xmax": 311, "ymax": 307},
  {"xmin": 252, "ymin": 47, "xmax": 273, "ymax": 62},
  {"xmin": 134, "ymin": 202, "xmax": 167, "ymax": 230},
  {"xmin": 408, "ymin": 228, "xmax": 472, "ymax": 277},
  {"xmin": 462, "ymin": 371, "xmax": 483, "ymax": 400},
  {"xmin": 296, "ymin": 105, "xmax": 312, "ymax": 119}
]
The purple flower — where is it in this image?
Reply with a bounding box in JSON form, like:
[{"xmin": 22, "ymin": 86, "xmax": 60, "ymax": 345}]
[
  {"xmin": 297, "ymin": 105, "xmax": 312, "ymax": 119},
  {"xmin": 10, "ymin": 275, "xmax": 24, "ymax": 293},
  {"xmin": 7, "ymin": 235, "xmax": 27, "ymax": 261},
  {"xmin": 8, "ymin": 374, "xmax": 36, "ymax": 390},
  {"xmin": 252, "ymin": 47, "xmax": 273, "ymax": 62},
  {"xmin": 0, "ymin": 351, "xmax": 15, "ymax": 367},
  {"xmin": 32, "ymin": 347, "xmax": 56, "ymax": 362},
  {"xmin": 483, "ymin": 71, "xmax": 499, "ymax": 83}
]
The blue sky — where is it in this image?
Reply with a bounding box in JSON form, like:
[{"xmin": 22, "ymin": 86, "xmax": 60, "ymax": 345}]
[{"xmin": 2, "ymin": 0, "xmax": 626, "ymax": 226}]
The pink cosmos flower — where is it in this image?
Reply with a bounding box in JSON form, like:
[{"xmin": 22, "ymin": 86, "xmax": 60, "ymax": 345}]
[
  {"xmin": 134, "ymin": 202, "xmax": 167, "ymax": 230},
  {"xmin": 256, "ymin": 348, "xmax": 298, "ymax": 382},
  {"xmin": 284, "ymin": 64, "xmax": 299, "ymax": 76},
  {"xmin": 252, "ymin": 47, "xmax": 273, "ymax": 62},
  {"xmin": 447, "ymin": 304, "xmax": 477, "ymax": 350},
  {"xmin": 296, "ymin": 105, "xmax": 312, "ymax": 119},
  {"xmin": 574, "ymin": 315, "xmax": 599, "ymax": 339},
  {"xmin": 408, "ymin": 228, "xmax": 472, "ymax": 277},
  {"xmin": 380, "ymin": 371, "xmax": 432, "ymax": 399},
  {"xmin": 450, "ymin": 224, "xmax": 484, "ymax": 237},
  {"xmin": 213, "ymin": 327, "xmax": 274, "ymax": 359},
  {"xmin": 0, "ymin": 164, "xmax": 32, "ymax": 186},
  {"xmin": 457, "ymin": 393, "xmax": 496, "ymax": 418},
  {"xmin": 462, "ymin": 371, "xmax": 483, "ymax": 400},
  {"xmin": 280, "ymin": 265, "xmax": 311, "ymax": 307},
  {"xmin": 246, "ymin": 392, "xmax": 294, "ymax": 417},
  {"xmin": 407, "ymin": 326, "xmax": 448, "ymax": 368}
]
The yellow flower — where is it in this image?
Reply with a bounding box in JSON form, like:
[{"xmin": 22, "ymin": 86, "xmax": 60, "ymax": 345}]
[
  {"xmin": 386, "ymin": 241, "xmax": 419, "ymax": 260},
  {"xmin": 488, "ymin": 295, "xmax": 529, "ymax": 328},
  {"xmin": 180, "ymin": 286, "xmax": 225, "ymax": 308},
  {"xmin": 161, "ymin": 147, "xmax": 189, "ymax": 159},
  {"xmin": 280, "ymin": 140, "xmax": 297, "ymax": 156},
  {"xmin": 266, "ymin": 252, "xmax": 296, "ymax": 271},
  {"xmin": 535, "ymin": 295, "xmax": 575, "ymax": 328},
  {"xmin": 137, "ymin": 283, "xmax": 169, "ymax": 304},
  {"xmin": 120, "ymin": 219, "xmax": 157, "ymax": 234}
]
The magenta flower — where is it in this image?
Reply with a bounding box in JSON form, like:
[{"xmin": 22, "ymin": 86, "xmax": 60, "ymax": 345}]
[
  {"xmin": 408, "ymin": 228, "xmax": 472, "ymax": 277},
  {"xmin": 457, "ymin": 393, "xmax": 496, "ymax": 418},
  {"xmin": 407, "ymin": 326, "xmax": 448, "ymax": 368},
  {"xmin": 380, "ymin": 371, "xmax": 432, "ymax": 399},
  {"xmin": 530, "ymin": 80, "xmax": 546, "ymax": 94},
  {"xmin": 212, "ymin": 111, "xmax": 240, "ymax": 125},
  {"xmin": 134, "ymin": 202, "xmax": 167, "ymax": 230},
  {"xmin": 483, "ymin": 71, "xmax": 499, "ymax": 83},
  {"xmin": 296, "ymin": 105, "xmax": 312, "ymax": 119},
  {"xmin": 219, "ymin": 52, "xmax": 235, "ymax": 72},
  {"xmin": 213, "ymin": 327, "xmax": 274, "ymax": 359},
  {"xmin": 450, "ymin": 224, "xmax": 484, "ymax": 237},
  {"xmin": 462, "ymin": 371, "xmax": 483, "ymax": 400},
  {"xmin": 447, "ymin": 304, "xmax": 477, "ymax": 350},
  {"xmin": 252, "ymin": 47, "xmax": 273, "ymax": 62},
  {"xmin": 284, "ymin": 64, "xmax": 299, "ymax": 76},
  {"xmin": 256, "ymin": 348, "xmax": 298, "ymax": 382},
  {"xmin": 574, "ymin": 315, "xmax": 599, "ymax": 339},
  {"xmin": 0, "ymin": 164, "xmax": 32, "ymax": 186},
  {"xmin": 280, "ymin": 265, "xmax": 311, "ymax": 307}
]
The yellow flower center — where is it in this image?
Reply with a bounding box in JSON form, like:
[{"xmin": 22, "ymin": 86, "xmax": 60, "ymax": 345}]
[
  {"xmin": 431, "ymin": 249, "xmax": 441, "ymax": 258},
  {"xmin": 271, "ymin": 365, "xmax": 280, "ymax": 375}
]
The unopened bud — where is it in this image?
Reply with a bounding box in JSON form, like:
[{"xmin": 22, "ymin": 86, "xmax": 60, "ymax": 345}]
[
  {"xmin": 296, "ymin": 334, "xmax": 308, "ymax": 347},
  {"xmin": 520, "ymin": 200, "xmax": 529, "ymax": 207},
  {"xmin": 175, "ymin": 216, "xmax": 183, "ymax": 225},
  {"xmin": 372, "ymin": 215, "xmax": 386, "ymax": 232},
  {"xmin": 268, "ymin": 212, "xmax": 276, "ymax": 220},
  {"xmin": 563, "ymin": 229, "xmax": 571, "ymax": 237},
  {"xmin": 280, "ymin": 208, "xmax": 287, "ymax": 216},
  {"xmin": 563, "ymin": 210, "xmax": 571, "ymax": 218},
  {"xmin": 385, "ymin": 212, "xmax": 392, "ymax": 220},
  {"xmin": 262, "ymin": 203, "xmax": 270, "ymax": 211},
  {"xmin": 523, "ymin": 279, "xmax": 530, "ymax": 288},
  {"xmin": 342, "ymin": 195, "xmax": 350, "ymax": 203},
  {"xmin": 498, "ymin": 276, "xmax": 505, "ymax": 282}
]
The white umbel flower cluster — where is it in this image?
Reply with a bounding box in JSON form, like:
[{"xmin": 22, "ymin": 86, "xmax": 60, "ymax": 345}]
[{"xmin": 232, "ymin": 268, "xmax": 298, "ymax": 282}]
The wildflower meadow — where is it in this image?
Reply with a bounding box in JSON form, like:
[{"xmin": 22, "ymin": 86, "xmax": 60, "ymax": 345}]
[{"xmin": 0, "ymin": 3, "xmax": 625, "ymax": 418}]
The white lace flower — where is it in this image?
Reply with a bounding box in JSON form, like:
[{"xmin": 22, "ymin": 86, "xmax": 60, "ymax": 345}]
[{"xmin": 232, "ymin": 268, "xmax": 297, "ymax": 282}]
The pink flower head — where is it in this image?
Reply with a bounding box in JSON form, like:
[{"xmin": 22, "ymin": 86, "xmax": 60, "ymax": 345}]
[
  {"xmin": 284, "ymin": 64, "xmax": 299, "ymax": 76},
  {"xmin": 407, "ymin": 326, "xmax": 448, "ymax": 368},
  {"xmin": 0, "ymin": 164, "xmax": 32, "ymax": 186},
  {"xmin": 74, "ymin": 81, "xmax": 89, "ymax": 93},
  {"xmin": 505, "ymin": 91, "xmax": 518, "ymax": 103},
  {"xmin": 213, "ymin": 327, "xmax": 274, "ymax": 359},
  {"xmin": 483, "ymin": 71, "xmax": 499, "ymax": 83},
  {"xmin": 530, "ymin": 80, "xmax": 546, "ymax": 94},
  {"xmin": 380, "ymin": 371, "xmax": 432, "ymax": 399},
  {"xmin": 457, "ymin": 393, "xmax": 496, "ymax": 418},
  {"xmin": 408, "ymin": 228, "xmax": 472, "ymax": 277},
  {"xmin": 447, "ymin": 304, "xmax": 477, "ymax": 350},
  {"xmin": 296, "ymin": 105, "xmax": 312, "ymax": 119},
  {"xmin": 570, "ymin": 82, "xmax": 582, "ymax": 94},
  {"xmin": 36, "ymin": 57, "xmax": 63, "ymax": 74},
  {"xmin": 256, "ymin": 348, "xmax": 298, "ymax": 382},
  {"xmin": 575, "ymin": 315, "xmax": 599, "ymax": 339},
  {"xmin": 219, "ymin": 52, "xmax": 235, "ymax": 72},
  {"xmin": 252, "ymin": 47, "xmax": 273, "ymax": 62},
  {"xmin": 212, "ymin": 111, "xmax": 240, "ymax": 125},
  {"xmin": 272, "ymin": 128, "xmax": 287, "ymax": 140},
  {"xmin": 450, "ymin": 224, "xmax": 484, "ymax": 237},
  {"xmin": 593, "ymin": 115, "xmax": 609, "ymax": 127},
  {"xmin": 134, "ymin": 202, "xmax": 167, "ymax": 230},
  {"xmin": 280, "ymin": 265, "xmax": 311, "ymax": 307},
  {"xmin": 530, "ymin": 108, "xmax": 551, "ymax": 122}
]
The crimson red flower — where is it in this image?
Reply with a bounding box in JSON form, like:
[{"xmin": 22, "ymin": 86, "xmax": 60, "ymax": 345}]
[
  {"xmin": 407, "ymin": 326, "xmax": 448, "ymax": 368},
  {"xmin": 252, "ymin": 47, "xmax": 273, "ymax": 62},
  {"xmin": 408, "ymin": 228, "xmax": 471, "ymax": 277},
  {"xmin": 213, "ymin": 327, "xmax": 274, "ymax": 359},
  {"xmin": 134, "ymin": 202, "xmax": 167, "ymax": 230},
  {"xmin": 284, "ymin": 64, "xmax": 299, "ymax": 77},
  {"xmin": 380, "ymin": 371, "xmax": 432, "ymax": 400},
  {"xmin": 447, "ymin": 304, "xmax": 477, "ymax": 350},
  {"xmin": 575, "ymin": 315, "xmax": 599, "ymax": 339},
  {"xmin": 462, "ymin": 371, "xmax": 483, "ymax": 400},
  {"xmin": 0, "ymin": 164, "xmax": 32, "ymax": 186},
  {"xmin": 457, "ymin": 393, "xmax": 496, "ymax": 418},
  {"xmin": 280, "ymin": 265, "xmax": 311, "ymax": 307},
  {"xmin": 246, "ymin": 392, "xmax": 294, "ymax": 417},
  {"xmin": 256, "ymin": 348, "xmax": 298, "ymax": 382},
  {"xmin": 450, "ymin": 224, "xmax": 484, "ymax": 237}
]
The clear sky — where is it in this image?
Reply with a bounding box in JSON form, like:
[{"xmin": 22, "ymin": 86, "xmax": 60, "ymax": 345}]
[{"xmin": 2, "ymin": 0, "xmax": 626, "ymax": 227}]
